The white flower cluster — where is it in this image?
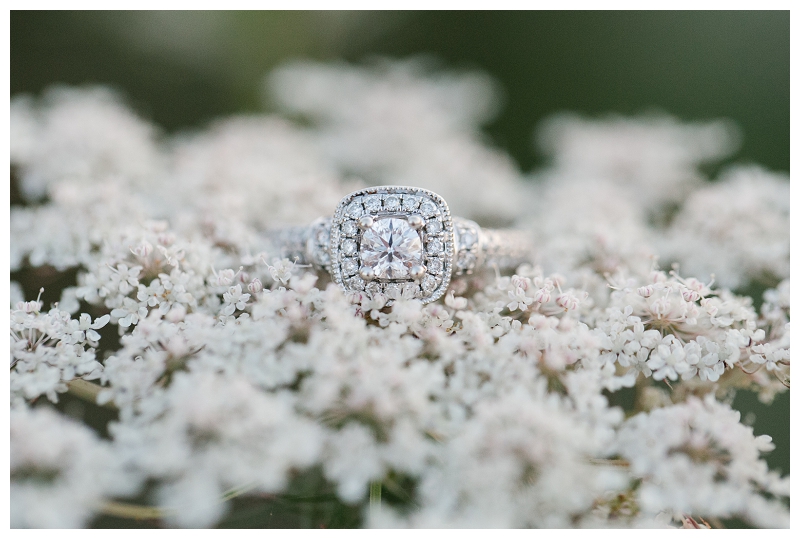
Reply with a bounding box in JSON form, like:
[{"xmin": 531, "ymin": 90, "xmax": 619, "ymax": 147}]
[
  {"xmin": 268, "ymin": 59, "xmax": 526, "ymax": 223},
  {"xmin": 11, "ymin": 406, "xmax": 138, "ymax": 528},
  {"xmin": 660, "ymin": 166, "xmax": 790, "ymax": 289},
  {"xmin": 11, "ymin": 292, "xmax": 108, "ymax": 404},
  {"xmin": 9, "ymin": 59, "xmax": 789, "ymax": 528},
  {"xmin": 475, "ymin": 265, "xmax": 786, "ymax": 399},
  {"xmin": 615, "ymin": 395, "xmax": 789, "ymax": 528},
  {"xmin": 526, "ymin": 115, "xmax": 788, "ymax": 289}
]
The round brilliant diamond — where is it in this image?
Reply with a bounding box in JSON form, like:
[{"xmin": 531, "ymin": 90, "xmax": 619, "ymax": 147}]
[{"xmin": 360, "ymin": 217, "xmax": 423, "ymax": 279}]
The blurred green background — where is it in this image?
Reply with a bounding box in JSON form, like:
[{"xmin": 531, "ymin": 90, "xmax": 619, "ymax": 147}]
[
  {"xmin": 11, "ymin": 11, "xmax": 789, "ymax": 173},
  {"xmin": 10, "ymin": 9, "xmax": 789, "ymax": 493}
]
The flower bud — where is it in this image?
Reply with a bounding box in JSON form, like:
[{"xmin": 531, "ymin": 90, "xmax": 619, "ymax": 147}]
[
  {"xmin": 158, "ymin": 233, "xmax": 175, "ymax": 246},
  {"xmin": 511, "ymin": 275, "xmax": 531, "ymax": 291},
  {"xmin": 18, "ymin": 300, "xmax": 42, "ymax": 314},
  {"xmin": 215, "ymin": 269, "xmax": 235, "ymax": 287},
  {"xmin": 682, "ymin": 289, "xmax": 700, "ymax": 302},
  {"xmin": 556, "ymin": 292, "xmax": 579, "ymax": 311},
  {"xmin": 248, "ymin": 278, "xmax": 264, "ymax": 295},
  {"xmin": 131, "ymin": 241, "xmax": 153, "ymax": 259},
  {"xmin": 532, "ymin": 288, "xmax": 551, "ymax": 303},
  {"xmin": 638, "ymin": 285, "xmax": 654, "ymax": 298}
]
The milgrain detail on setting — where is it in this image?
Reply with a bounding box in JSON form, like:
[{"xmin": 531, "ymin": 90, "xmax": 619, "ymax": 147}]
[{"xmin": 330, "ymin": 186, "xmax": 454, "ymax": 304}]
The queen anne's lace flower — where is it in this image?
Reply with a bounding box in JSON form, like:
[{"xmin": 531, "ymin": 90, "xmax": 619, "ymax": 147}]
[
  {"xmin": 109, "ymin": 371, "xmax": 325, "ymax": 527},
  {"xmin": 9, "ymin": 59, "xmax": 788, "ymax": 528},
  {"xmin": 11, "ymin": 299, "xmax": 108, "ymax": 404},
  {"xmin": 660, "ymin": 167, "xmax": 790, "ymax": 289},
  {"xmin": 615, "ymin": 396, "xmax": 789, "ymax": 528},
  {"xmin": 11, "ymin": 406, "xmax": 139, "ymax": 528}
]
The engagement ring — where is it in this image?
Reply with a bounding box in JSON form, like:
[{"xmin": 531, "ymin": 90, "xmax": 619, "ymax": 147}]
[{"xmin": 267, "ymin": 186, "xmax": 532, "ymax": 304}]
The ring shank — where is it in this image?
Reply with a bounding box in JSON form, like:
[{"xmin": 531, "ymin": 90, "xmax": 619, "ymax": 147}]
[
  {"xmin": 480, "ymin": 227, "xmax": 534, "ymax": 272},
  {"xmin": 263, "ymin": 217, "xmax": 532, "ymax": 275},
  {"xmin": 264, "ymin": 225, "xmax": 314, "ymax": 265}
]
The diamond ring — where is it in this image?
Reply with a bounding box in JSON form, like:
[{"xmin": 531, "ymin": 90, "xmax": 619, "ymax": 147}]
[{"xmin": 267, "ymin": 186, "xmax": 532, "ymax": 304}]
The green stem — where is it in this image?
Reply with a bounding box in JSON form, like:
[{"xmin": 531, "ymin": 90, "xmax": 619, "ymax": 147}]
[
  {"xmin": 221, "ymin": 482, "xmax": 257, "ymax": 502},
  {"xmin": 67, "ymin": 379, "xmax": 117, "ymax": 410},
  {"xmin": 100, "ymin": 501, "xmax": 170, "ymax": 520},
  {"xmin": 98, "ymin": 481, "xmax": 257, "ymax": 521},
  {"xmin": 369, "ymin": 481, "xmax": 382, "ymax": 511}
]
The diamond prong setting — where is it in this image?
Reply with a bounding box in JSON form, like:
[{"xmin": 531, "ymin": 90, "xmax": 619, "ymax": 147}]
[
  {"xmin": 358, "ymin": 215, "xmax": 374, "ymax": 230},
  {"xmin": 410, "ymin": 265, "xmax": 427, "ymax": 280},
  {"xmin": 359, "ymin": 266, "xmax": 376, "ymax": 281},
  {"xmin": 408, "ymin": 215, "xmax": 425, "ymax": 230}
]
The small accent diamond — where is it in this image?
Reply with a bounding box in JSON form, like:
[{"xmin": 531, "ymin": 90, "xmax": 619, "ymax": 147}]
[
  {"xmin": 419, "ymin": 200, "xmax": 437, "ymax": 217},
  {"xmin": 402, "ymin": 196, "xmax": 420, "ymax": 211},
  {"xmin": 341, "ymin": 221, "xmax": 358, "ymax": 237},
  {"xmin": 427, "ymin": 239, "xmax": 443, "ymax": 254},
  {"xmin": 426, "ymin": 220, "xmax": 442, "ymax": 234},
  {"xmin": 461, "ymin": 231, "xmax": 477, "ymax": 248},
  {"xmin": 384, "ymin": 195, "xmax": 400, "ymax": 211},
  {"xmin": 364, "ymin": 196, "xmax": 382, "ymax": 212},
  {"xmin": 421, "ymin": 274, "xmax": 438, "ymax": 293},
  {"xmin": 346, "ymin": 201, "xmax": 363, "ymax": 218},
  {"xmin": 314, "ymin": 227, "xmax": 330, "ymax": 244},
  {"xmin": 402, "ymin": 283, "xmax": 420, "ymax": 299},
  {"xmin": 342, "ymin": 239, "xmax": 357, "ymax": 256},
  {"xmin": 384, "ymin": 283, "xmax": 401, "ymax": 300},
  {"xmin": 457, "ymin": 252, "xmax": 476, "ymax": 270},
  {"xmin": 342, "ymin": 258, "xmax": 359, "ymax": 276},
  {"xmin": 366, "ymin": 281, "xmax": 382, "ymax": 296},
  {"xmin": 347, "ymin": 276, "xmax": 365, "ymax": 290},
  {"xmin": 315, "ymin": 251, "xmax": 331, "ymax": 266},
  {"xmin": 427, "ymin": 257, "xmax": 443, "ymax": 274}
]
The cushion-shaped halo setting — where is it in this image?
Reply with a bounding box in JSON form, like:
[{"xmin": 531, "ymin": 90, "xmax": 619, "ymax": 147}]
[{"xmin": 330, "ymin": 186, "xmax": 454, "ymax": 304}]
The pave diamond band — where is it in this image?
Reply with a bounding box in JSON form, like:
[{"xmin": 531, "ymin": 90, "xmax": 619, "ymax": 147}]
[{"xmin": 264, "ymin": 186, "xmax": 532, "ymax": 304}]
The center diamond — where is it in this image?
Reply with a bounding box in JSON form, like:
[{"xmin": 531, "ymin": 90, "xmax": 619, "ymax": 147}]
[{"xmin": 360, "ymin": 217, "xmax": 423, "ymax": 279}]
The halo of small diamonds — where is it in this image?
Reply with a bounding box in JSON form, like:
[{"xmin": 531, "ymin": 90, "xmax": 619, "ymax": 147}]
[{"xmin": 330, "ymin": 186, "xmax": 454, "ymax": 304}]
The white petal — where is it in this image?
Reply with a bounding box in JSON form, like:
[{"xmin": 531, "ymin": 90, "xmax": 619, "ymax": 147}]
[{"xmin": 91, "ymin": 314, "xmax": 110, "ymax": 329}]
